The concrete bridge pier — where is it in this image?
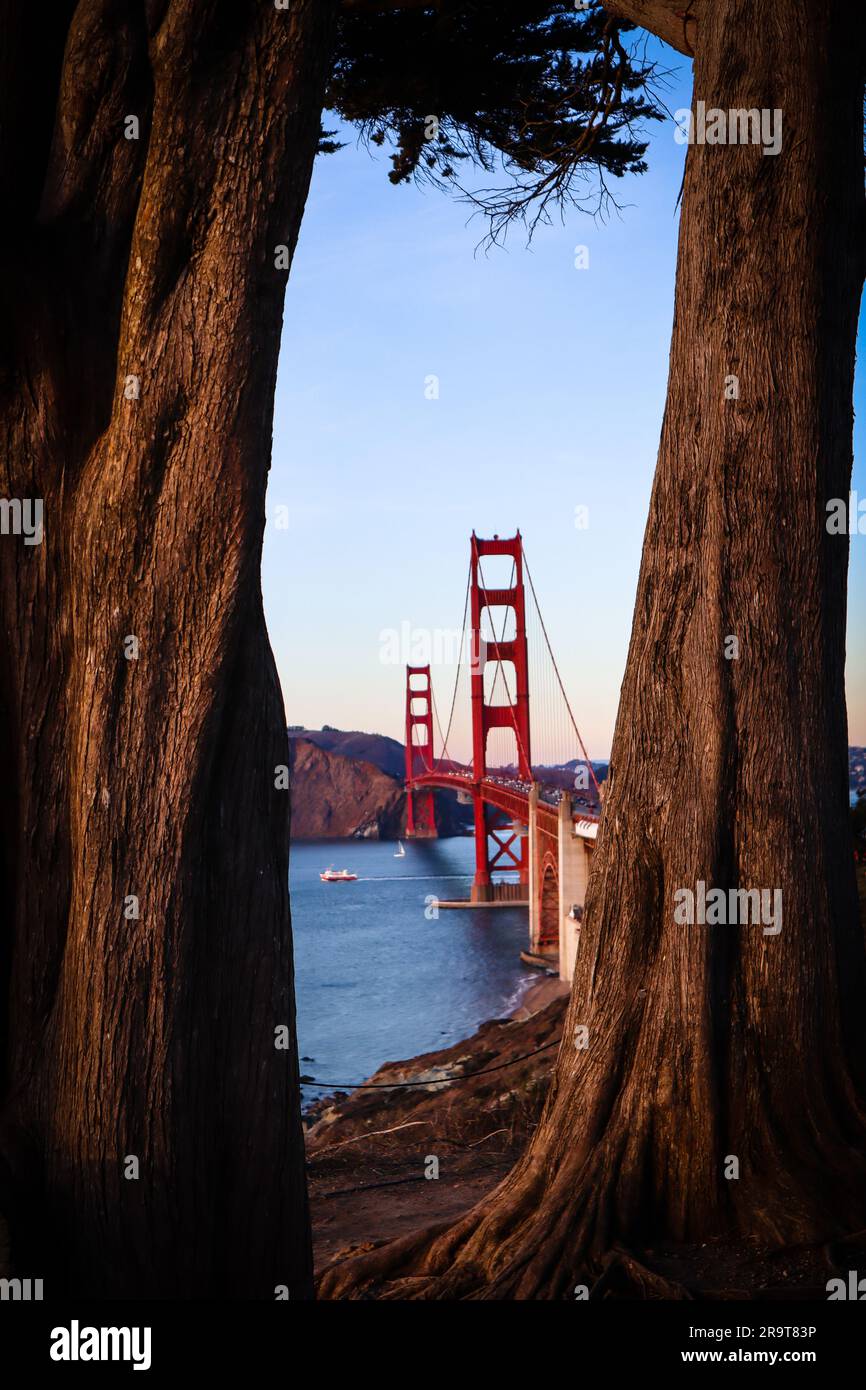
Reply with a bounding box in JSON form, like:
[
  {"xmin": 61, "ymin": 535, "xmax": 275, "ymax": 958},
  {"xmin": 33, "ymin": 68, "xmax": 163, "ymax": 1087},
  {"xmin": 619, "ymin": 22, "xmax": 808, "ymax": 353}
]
[
  {"xmin": 557, "ymin": 792, "xmax": 591, "ymax": 983},
  {"xmin": 526, "ymin": 788, "xmax": 593, "ymax": 980},
  {"xmin": 527, "ymin": 784, "xmax": 559, "ymax": 963},
  {"xmin": 527, "ymin": 783, "xmax": 540, "ymax": 951}
]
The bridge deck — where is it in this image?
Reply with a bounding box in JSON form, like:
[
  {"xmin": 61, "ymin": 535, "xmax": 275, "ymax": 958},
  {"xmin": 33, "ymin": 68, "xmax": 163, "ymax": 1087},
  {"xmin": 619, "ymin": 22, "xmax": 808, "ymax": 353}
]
[{"xmin": 409, "ymin": 771, "xmax": 597, "ymax": 844}]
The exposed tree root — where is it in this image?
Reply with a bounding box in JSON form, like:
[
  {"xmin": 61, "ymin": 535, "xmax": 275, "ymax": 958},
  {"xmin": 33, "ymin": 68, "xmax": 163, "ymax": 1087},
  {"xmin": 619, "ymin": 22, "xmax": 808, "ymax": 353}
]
[
  {"xmin": 317, "ymin": 1142, "xmax": 620, "ymax": 1300},
  {"xmin": 589, "ymin": 1249, "xmax": 693, "ymax": 1300},
  {"xmin": 317, "ymin": 1214, "xmax": 866, "ymax": 1302},
  {"xmin": 317, "ymin": 1115, "xmax": 866, "ymax": 1300}
]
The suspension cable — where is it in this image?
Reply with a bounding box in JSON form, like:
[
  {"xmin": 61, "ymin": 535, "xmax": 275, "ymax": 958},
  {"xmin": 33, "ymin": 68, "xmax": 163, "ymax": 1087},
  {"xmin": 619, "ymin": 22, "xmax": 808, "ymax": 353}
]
[
  {"xmin": 433, "ymin": 559, "xmax": 472, "ymax": 771},
  {"xmin": 522, "ymin": 548, "xmax": 601, "ymax": 798}
]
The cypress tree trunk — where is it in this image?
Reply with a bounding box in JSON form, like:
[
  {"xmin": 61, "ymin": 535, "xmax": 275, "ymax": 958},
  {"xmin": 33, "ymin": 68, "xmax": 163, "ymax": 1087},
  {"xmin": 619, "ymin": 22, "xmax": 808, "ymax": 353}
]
[
  {"xmin": 321, "ymin": 0, "xmax": 866, "ymax": 1298},
  {"xmin": 0, "ymin": 0, "xmax": 336, "ymax": 1298}
]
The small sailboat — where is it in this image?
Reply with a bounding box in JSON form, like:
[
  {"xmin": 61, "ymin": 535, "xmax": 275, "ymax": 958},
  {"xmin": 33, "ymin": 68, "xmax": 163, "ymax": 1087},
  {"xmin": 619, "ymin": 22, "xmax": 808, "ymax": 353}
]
[
  {"xmin": 320, "ymin": 867, "xmax": 358, "ymax": 882},
  {"xmin": 394, "ymin": 841, "xmax": 406, "ymax": 858}
]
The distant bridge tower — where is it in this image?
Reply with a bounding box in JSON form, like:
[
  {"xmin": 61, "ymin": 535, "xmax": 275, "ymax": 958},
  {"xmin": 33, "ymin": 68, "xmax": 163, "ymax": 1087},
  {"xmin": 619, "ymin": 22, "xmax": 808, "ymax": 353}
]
[
  {"xmin": 470, "ymin": 532, "xmax": 531, "ymax": 900},
  {"xmin": 404, "ymin": 664, "xmax": 436, "ymax": 837}
]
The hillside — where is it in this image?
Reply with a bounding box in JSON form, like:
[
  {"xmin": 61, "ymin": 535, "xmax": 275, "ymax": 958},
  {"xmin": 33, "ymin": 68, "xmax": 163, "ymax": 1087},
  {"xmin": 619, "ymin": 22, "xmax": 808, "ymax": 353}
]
[
  {"xmin": 287, "ymin": 737, "xmax": 470, "ymax": 840},
  {"xmin": 288, "ymin": 739, "xmax": 403, "ymax": 839},
  {"xmin": 288, "ymin": 727, "xmax": 405, "ymax": 779}
]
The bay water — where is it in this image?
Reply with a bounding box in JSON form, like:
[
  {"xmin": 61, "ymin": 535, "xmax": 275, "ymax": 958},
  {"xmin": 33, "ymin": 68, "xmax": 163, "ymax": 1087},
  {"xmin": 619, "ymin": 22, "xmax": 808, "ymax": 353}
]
[{"xmin": 290, "ymin": 837, "xmax": 534, "ymax": 1103}]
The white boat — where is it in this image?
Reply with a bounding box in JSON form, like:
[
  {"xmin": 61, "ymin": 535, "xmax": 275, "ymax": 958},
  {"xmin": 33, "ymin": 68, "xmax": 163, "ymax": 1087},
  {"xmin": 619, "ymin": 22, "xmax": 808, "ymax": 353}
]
[
  {"xmin": 394, "ymin": 841, "xmax": 406, "ymax": 858},
  {"xmin": 320, "ymin": 868, "xmax": 358, "ymax": 882}
]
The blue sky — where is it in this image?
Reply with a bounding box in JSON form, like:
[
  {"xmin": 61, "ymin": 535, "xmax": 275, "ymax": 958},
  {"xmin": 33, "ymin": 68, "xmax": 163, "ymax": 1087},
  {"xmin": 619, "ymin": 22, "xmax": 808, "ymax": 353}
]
[{"xmin": 263, "ymin": 44, "xmax": 865, "ymax": 761}]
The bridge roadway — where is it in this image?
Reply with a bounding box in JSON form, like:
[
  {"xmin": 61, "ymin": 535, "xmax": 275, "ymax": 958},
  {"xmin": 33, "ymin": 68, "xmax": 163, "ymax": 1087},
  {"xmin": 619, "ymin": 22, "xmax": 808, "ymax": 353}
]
[
  {"xmin": 410, "ymin": 769, "xmax": 597, "ymax": 844},
  {"xmin": 409, "ymin": 770, "xmax": 600, "ymax": 983}
]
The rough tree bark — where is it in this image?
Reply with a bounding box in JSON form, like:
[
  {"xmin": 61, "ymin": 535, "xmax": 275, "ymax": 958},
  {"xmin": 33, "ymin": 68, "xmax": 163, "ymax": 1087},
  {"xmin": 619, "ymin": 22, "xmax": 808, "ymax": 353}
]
[
  {"xmin": 321, "ymin": 0, "xmax": 866, "ymax": 1298},
  {"xmin": 0, "ymin": 0, "xmax": 336, "ymax": 1297}
]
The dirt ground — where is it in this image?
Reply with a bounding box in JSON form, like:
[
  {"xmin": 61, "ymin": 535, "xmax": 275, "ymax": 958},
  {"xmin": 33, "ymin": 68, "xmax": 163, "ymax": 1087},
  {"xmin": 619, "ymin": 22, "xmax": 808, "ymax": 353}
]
[{"xmin": 305, "ymin": 976, "xmax": 568, "ymax": 1271}]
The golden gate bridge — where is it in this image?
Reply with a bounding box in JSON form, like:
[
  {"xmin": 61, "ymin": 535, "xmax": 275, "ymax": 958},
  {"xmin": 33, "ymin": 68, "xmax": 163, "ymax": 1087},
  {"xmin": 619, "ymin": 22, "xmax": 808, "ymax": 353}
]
[{"xmin": 403, "ymin": 532, "xmax": 601, "ymax": 979}]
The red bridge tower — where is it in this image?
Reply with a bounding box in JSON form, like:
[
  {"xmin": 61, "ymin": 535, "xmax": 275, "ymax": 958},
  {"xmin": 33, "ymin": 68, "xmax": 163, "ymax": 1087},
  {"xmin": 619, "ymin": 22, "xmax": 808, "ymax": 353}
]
[
  {"xmin": 469, "ymin": 531, "xmax": 531, "ymax": 901},
  {"xmin": 404, "ymin": 664, "xmax": 436, "ymax": 837}
]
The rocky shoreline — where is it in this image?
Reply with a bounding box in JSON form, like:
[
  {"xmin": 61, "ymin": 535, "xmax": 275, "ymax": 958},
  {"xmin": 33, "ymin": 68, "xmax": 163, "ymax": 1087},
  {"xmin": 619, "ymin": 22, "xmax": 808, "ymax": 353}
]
[{"xmin": 305, "ymin": 975, "xmax": 569, "ymax": 1273}]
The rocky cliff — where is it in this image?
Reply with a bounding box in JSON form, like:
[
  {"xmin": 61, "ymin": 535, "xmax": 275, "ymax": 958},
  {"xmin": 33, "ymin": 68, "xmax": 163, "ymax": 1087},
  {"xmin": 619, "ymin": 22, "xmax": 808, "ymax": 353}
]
[
  {"xmin": 287, "ymin": 737, "xmax": 470, "ymax": 840},
  {"xmin": 288, "ymin": 727, "xmax": 405, "ymax": 779},
  {"xmin": 289, "ymin": 739, "xmax": 404, "ymax": 839}
]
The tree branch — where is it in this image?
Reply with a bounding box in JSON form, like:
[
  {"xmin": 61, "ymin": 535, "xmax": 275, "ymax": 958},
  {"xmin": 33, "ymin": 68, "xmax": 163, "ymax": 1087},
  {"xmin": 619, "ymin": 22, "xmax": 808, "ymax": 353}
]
[{"xmin": 602, "ymin": 0, "xmax": 701, "ymax": 56}]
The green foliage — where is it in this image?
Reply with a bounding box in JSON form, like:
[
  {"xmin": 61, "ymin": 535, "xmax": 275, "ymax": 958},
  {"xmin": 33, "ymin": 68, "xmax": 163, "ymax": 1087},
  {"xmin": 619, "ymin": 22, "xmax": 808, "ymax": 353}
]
[
  {"xmin": 325, "ymin": 0, "xmax": 665, "ymax": 238},
  {"xmin": 318, "ymin": 125, "xmax": 345, "ymax": 157}
]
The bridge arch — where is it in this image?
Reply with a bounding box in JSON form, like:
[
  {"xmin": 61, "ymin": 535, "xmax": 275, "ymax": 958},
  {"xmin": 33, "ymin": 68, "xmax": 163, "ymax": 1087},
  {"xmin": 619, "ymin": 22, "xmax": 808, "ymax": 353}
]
[{"xmin": 537, "ymin": 850, "xmax": 559, "ymax": 958}]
